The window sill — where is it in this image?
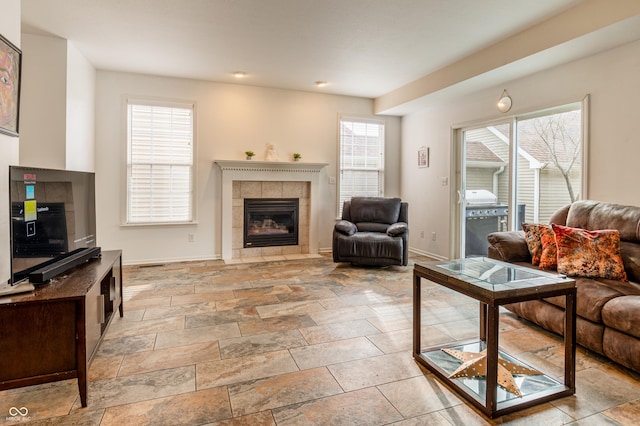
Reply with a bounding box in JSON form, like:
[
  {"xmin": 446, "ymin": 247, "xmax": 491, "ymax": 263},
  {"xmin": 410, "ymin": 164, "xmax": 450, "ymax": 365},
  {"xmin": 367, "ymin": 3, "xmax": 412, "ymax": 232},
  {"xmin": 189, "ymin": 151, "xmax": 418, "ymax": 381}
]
[{"xmin": 121, "ymin": 221, "xmax": 199, "ymax": 228}]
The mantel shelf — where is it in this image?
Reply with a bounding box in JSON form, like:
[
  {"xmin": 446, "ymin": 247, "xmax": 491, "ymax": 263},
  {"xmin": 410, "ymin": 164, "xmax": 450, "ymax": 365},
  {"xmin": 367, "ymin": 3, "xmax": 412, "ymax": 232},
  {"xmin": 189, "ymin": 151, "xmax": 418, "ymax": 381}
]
[{"xmin": 214, "ymin": 159, "xmax": 328, "ymax": 173}]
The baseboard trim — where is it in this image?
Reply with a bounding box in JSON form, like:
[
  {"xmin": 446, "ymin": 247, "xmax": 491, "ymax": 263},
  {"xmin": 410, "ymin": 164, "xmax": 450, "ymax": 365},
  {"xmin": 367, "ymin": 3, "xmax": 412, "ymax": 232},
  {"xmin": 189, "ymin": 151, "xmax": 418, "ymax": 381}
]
[
  {"xmin": 408, "ymin": 247, "xmax": 448, "ymax": 261},
  {"xmin": 122, "ymin": 255, "xmax": 221, "ymax": 267}
]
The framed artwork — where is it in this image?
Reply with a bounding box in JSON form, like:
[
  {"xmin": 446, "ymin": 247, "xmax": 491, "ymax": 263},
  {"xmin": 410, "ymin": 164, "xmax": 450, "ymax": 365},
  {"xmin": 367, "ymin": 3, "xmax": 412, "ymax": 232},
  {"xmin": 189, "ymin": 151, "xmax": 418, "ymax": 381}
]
[
  {"xmin": 0, "ymin": 33, "xmax": 22, "ymax": 137},
  {"xmin": 418, "ymin": 147, "xmax": 429, "ymax": 168}
]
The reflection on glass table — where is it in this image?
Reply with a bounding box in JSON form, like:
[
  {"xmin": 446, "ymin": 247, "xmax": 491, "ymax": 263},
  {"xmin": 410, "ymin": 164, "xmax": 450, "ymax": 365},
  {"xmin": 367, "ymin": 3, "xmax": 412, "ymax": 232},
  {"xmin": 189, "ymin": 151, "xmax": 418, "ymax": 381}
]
[
  {"xmin": 422, "ymin": 341, "xmax": 563, "ymax": 404},
  {"xmin": 438, "ymin": 257, "xmax": 553, "ymax": 284}
]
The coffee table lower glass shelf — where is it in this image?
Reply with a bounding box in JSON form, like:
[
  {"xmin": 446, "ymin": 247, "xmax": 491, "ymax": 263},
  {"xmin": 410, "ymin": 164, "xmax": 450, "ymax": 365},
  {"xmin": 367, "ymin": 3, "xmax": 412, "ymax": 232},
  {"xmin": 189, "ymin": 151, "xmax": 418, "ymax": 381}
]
[
  {"xmin": 419, "ymin": 341, "xmax": 566, "ymax": 409},
  {"xmin": 413, "ymin": 258, "xmax": 576, "ymax": 419}
]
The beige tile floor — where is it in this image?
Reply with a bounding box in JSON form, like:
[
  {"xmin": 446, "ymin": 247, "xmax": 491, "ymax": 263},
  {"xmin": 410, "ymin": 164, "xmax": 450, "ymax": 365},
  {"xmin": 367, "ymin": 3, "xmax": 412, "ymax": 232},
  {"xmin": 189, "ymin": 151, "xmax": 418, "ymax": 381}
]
[{"xmin": 2, "ymin": 254, "xmax": 640, "ymax": 425}]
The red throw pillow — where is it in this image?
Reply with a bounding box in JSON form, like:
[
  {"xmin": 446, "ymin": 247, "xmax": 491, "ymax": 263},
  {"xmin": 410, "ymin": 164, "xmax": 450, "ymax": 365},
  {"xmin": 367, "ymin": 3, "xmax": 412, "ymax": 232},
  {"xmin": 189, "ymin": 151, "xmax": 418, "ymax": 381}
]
[{"xmin": 551, "ymin": 224, "xmax": 628, "ymax": 281}]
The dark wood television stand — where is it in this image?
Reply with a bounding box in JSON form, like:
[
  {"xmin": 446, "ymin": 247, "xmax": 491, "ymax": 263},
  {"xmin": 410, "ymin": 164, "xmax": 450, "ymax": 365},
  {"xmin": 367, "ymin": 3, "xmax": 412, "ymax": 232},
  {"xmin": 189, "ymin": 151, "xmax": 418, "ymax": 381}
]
[{"xmin": 0, "ymin": 250, "xmax": 123, "ymax": 407}]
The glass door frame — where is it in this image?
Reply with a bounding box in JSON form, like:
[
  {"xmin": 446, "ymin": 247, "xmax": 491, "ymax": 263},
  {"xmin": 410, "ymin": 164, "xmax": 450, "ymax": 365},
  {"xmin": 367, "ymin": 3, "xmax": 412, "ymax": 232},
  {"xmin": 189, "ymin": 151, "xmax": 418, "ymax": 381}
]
[
  {"xmin": 450, "ymin": 95, "xmax": 590, "ymax": 260},
  {"xmin": 452, "ymin": 117, "xmax": 514, "ymax": 260}
]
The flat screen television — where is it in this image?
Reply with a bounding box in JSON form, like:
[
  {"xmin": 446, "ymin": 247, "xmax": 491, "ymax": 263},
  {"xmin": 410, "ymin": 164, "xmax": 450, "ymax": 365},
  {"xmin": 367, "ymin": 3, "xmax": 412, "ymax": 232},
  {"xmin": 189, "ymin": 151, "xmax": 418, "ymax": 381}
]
[{"xmin": 9, "ymin": 166, "xmax": 100, "ymax": 284}]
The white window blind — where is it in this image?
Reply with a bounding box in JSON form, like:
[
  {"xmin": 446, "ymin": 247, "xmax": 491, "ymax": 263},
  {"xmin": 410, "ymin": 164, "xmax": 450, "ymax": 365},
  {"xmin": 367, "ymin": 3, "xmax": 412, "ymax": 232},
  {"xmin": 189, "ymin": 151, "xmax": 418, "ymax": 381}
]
[
  {"xmin": 338, "ymin": 117, "xmax": 385, "ymax": 215},
  {"xmin": 126, "ymin": 101, "xmax": 194, "ymax": 224}
]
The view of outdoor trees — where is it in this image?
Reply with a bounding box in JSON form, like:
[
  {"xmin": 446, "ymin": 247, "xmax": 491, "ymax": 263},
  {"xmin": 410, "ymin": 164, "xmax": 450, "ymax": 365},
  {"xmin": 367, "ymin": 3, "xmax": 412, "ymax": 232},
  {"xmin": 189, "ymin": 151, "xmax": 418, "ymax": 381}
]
[
  {"xmin": 463, "ymin": 105, "xmax": 583, "ymax": 256},
  {"xmin": 526, "ymin": 109, "xmax": 582, "ymax": 203}
]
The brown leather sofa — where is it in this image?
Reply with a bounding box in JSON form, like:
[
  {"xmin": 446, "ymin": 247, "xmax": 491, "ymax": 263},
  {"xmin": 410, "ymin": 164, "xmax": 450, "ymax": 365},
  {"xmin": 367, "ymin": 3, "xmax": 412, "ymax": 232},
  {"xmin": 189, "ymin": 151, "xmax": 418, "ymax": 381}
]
[
  {"xmin": 487, "ymin": 200, "xmax": 640, "ymax": 373},
  {"xmin": 333, "ymin": 197, "xmax": 408, "ymax": 266}
]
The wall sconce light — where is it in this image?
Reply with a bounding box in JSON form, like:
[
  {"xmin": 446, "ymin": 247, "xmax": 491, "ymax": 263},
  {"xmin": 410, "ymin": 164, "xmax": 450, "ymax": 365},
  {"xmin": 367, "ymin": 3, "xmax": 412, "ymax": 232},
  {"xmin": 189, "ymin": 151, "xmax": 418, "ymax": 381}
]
[
  {"xmin": 497, "ymin": 89, "xmax": 512, "ymax": 113},
  {"xmin": 315, "ymin": 81, "xmax": 328, "ymax": 88},
  {"xmin": 232, "ymin": 71, "xmax": 247, "ymax": 78}
]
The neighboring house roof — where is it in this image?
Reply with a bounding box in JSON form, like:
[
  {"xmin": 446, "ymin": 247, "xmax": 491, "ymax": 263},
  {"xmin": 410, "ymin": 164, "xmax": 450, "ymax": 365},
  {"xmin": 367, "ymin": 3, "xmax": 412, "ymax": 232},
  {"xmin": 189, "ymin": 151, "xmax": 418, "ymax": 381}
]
[
  {"xmin": 466, "ymin": 140, "xmax": 504, "ymax": 164},
  {"xmin": 493, "ymin": 114, "xmax": 581, "ymax": 167}
]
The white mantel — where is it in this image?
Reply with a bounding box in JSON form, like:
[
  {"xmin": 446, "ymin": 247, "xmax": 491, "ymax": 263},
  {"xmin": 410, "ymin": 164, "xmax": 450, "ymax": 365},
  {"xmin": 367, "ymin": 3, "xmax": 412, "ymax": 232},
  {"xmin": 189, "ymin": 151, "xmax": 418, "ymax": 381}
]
[{"xmin": 214, "ymin": 160, "xmax": 328, "ymax": 260}]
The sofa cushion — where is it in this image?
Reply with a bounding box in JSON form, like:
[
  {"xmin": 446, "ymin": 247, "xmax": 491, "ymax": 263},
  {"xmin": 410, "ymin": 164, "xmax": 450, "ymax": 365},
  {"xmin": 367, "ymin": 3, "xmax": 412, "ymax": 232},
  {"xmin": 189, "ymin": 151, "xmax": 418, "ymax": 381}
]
[
  {"xmin": 548, "ymin": 204, "xmax": 571, "ymax": 226},
  {"xmin": 486, "ymin": 231, "xmax": 531, "ymax": 262},
  {"xmin": 552, "ymin": 224, "xmax": 627, "ymax": 281},
  {"xmin": 335, "ymin": 220, "xmax": 357, "ymax": 236},
  {"xmin": 602, "ymin": 295, "xmax": 640, "ymax": 339},
  {"xmin": 505, "ymin": 300, "xmax": 605, "ymax": 355},
  {"xmin": 566, "ymin": 200, "xmax": 640, "ymax": 243},
  {"xmin": 355, "ymin": 222, "xmax": 389, "ymax": 233},
  {"xmin": 603, "ymin": 328, "xmax": 640, "ymax": 372},
  {"xmin": 621, "ymin": 241, "xmax": 640, "ymax": 283},
  {"xmin": 546, "ymin": 277, "xmax": 625, "ymax": 323},
  {"xmin": 349, "ymin": 197, "xmax": 401, "ymax": 224}
]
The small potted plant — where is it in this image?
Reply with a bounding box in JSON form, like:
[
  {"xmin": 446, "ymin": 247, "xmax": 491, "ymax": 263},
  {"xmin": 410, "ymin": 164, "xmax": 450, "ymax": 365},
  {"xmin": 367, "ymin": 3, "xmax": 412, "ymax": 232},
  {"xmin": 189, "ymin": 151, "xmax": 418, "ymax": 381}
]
[
  {"xmin": 293, "ymin": 153, "xmax": 302, "ymax": 162},
  {"xmin": 245, "ymin": 151, "xmax": 255, "ymax": 160}
]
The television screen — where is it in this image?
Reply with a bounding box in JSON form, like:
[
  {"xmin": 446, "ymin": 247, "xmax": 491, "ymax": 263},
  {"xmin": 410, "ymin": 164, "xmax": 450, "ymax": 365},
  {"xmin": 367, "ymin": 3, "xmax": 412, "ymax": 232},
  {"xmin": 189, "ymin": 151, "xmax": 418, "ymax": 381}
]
[{"xmin": 9, "ymin": 166, "xmax": 97, "ymax": 284}]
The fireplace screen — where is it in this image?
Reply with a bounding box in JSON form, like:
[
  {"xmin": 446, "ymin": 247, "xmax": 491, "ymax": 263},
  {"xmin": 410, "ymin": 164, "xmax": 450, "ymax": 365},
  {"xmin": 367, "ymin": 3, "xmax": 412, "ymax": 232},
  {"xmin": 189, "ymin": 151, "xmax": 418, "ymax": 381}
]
[{"xmin": 244, "ymin": 198, "xmax": 299, "ymax": 248}]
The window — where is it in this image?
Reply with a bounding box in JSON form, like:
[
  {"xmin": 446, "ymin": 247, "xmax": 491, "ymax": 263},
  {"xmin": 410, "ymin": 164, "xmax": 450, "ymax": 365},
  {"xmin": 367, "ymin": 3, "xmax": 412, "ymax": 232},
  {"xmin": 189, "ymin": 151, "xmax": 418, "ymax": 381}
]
[
  {"xmin": 338, "ymin": 117, "xmax": 385, "ymax": 215},
  {"xmin": 126, "ymin": 100, "xmax": 195, "ymax": 224}
]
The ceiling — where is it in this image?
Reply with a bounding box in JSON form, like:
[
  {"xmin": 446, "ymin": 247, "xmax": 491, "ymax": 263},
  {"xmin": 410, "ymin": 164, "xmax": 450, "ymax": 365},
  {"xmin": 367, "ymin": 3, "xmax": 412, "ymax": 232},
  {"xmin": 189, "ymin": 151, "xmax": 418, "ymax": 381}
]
[{"xmin": 19, "ymin": 0, "xmax": 640, "ymax": 111}]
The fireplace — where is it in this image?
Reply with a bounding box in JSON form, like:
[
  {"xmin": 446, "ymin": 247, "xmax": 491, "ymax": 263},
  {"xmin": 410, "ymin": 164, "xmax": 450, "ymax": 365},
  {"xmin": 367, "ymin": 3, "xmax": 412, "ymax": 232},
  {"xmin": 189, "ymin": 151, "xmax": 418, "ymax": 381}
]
[
  {"xmin": 214, "ymin": 160, "xmax": 327, "ymax": 260},
  {"xmin": 244, "ymin": 198, "xmax": 299, "ymax": 248}
]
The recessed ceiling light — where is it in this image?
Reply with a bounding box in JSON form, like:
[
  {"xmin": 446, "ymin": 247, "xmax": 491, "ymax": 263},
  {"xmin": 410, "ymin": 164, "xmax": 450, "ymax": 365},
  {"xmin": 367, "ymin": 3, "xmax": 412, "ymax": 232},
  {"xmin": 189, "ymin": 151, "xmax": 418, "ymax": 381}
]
[
  {"xmin": 315, "ymin": 81, "xmax": 328, "ymax": 87},
  {"xmin": 233, "ymin": 71, "xmax": 247, "ymax": 78}
]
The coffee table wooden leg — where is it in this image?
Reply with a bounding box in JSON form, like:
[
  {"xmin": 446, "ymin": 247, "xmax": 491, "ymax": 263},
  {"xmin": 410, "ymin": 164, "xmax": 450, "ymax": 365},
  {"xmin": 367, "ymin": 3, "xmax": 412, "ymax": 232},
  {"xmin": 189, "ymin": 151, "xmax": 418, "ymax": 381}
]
[
  {"xmin": 479, "ymin": 302, "xmax": 487, "ymax": 341},
  {"xmin": 413, "ymin": 272, "xmax": 421, "ymax": 357},
  {"xmin": 565, "ymin": 289, "xmax": 577, "ymax": 392},
  {"xmin": 485, "ymin": 303, "xmax": 500, "ymax": 414}
]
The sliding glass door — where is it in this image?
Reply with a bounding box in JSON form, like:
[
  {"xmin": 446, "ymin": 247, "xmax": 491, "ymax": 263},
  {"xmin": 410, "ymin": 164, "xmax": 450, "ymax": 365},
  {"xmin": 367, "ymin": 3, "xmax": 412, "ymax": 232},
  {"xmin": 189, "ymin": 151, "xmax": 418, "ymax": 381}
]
[
  {"xmin": 459, "ymin": 121, "xmax": 512, "ymax": 258},
  {"xmin": 456, "ymin": 100, "xmax": 587, "ymax": 258}
]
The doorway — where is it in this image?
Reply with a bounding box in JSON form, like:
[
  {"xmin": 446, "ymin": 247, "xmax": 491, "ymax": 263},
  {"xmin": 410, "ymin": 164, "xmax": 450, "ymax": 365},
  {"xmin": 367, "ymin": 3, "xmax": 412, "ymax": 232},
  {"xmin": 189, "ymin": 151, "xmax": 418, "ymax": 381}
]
[{"xmin": 454, "ymin": 100, "xmax": 587, "ymax": 258}]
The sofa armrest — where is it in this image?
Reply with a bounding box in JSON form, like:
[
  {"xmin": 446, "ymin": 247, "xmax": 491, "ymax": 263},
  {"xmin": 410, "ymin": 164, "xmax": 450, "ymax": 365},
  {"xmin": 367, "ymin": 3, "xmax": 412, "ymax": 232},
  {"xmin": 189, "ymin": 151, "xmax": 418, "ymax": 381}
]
[
  {"xmin": 387, "ymin": 222, "xmax": 408, "ymax": 237},
  {"xmin": 486, "ymin": 231, "xmax": 531, "ymax": 262},
  {"xmin": 335, "ymin": 220, "xmax": 357, "ymax": 236}
]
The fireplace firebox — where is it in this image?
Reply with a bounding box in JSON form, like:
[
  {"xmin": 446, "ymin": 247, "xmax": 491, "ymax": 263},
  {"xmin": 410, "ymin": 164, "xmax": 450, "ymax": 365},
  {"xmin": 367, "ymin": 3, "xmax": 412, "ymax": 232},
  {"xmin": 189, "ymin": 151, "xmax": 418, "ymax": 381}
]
[{"xmin": 244, "ymin": 198, "xmax": 299, "ymax": 248}]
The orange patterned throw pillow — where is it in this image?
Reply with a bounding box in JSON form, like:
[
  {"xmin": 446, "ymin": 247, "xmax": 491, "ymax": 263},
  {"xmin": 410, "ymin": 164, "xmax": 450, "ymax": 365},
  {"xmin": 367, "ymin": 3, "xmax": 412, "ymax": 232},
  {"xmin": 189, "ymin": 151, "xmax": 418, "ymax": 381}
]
[
  {"xmin": 551, "ymin": 224, "xmax": 628, "ymax": 281},
  {"xmin": 522, "ymin": 223, "xmax": 545, "ymax": 265},
  {"xmin": 522, "ymin": 223, "xmax": 557, "ymax": 269},
  {"xmin": 539, "ymin": 225, "xmax": 558, "ymax": 270}
]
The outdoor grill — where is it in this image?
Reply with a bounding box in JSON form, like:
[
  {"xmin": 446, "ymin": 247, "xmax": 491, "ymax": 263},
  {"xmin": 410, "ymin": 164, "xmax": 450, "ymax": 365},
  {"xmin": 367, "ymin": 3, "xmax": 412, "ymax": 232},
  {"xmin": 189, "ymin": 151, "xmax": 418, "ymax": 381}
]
[{"xmin": 465, "ymin": 190, "xmax": 524, "ymax": 257}]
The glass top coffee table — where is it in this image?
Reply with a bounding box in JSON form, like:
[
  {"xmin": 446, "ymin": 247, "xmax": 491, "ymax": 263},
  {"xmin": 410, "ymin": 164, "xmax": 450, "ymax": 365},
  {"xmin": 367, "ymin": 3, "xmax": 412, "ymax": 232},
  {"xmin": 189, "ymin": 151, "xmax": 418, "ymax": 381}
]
[{"xmin": 413, "ymin": 257, "xmax": 576, "ymax": 419}]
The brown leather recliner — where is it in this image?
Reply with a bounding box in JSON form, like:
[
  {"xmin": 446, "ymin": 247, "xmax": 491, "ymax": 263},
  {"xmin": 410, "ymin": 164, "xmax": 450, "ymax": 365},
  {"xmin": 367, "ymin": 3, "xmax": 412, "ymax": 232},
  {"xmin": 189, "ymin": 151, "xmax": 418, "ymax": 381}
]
[{"xmin": 332, "ymin": 197, "xmax": 408, "ymax": 266}]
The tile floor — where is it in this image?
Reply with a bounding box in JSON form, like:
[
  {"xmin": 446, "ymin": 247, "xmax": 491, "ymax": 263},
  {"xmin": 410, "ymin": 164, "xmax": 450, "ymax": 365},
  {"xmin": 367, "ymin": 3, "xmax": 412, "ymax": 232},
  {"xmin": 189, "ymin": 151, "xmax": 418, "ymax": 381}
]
[{"xmin": 2, "ymin": 254, "xmax": 640, "ymax": 425}]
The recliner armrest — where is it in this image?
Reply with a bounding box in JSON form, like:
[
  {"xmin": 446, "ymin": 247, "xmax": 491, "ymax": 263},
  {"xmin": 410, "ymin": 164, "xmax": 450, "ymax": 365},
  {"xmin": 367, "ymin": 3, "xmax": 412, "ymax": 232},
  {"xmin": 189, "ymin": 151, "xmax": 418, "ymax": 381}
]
[
  {"xmin": 486, "ymin": 231, "xmax": 530, "ymax": 262},
  {"xmin": 387, "ymin": 222, "xmax": 408, "ymax": 237},
  {"xmin": 335, "ymin": 220, "xmax": 357, "ymax": 236}
]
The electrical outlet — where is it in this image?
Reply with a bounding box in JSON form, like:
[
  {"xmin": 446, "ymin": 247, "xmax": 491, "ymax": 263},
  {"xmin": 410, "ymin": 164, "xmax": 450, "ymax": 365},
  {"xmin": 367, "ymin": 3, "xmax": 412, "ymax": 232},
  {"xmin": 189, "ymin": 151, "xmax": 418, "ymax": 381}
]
[
  {"xmin": 188, "ymin": 233, "xmax": 196, "ymax": 242},
  {"xmin": 432, "ymin": 232, "xmax": 437, "ymax": 241},
  {"xmin": 419, "ymin": 230, "xmax": 425, "ymax": 238},
  {"xmin": 329, "ymin": 176, "xmax": 336, "ymax": 184},
  {"xmin": 441, "ymin": 177, "xmax": 448, "ymax": 186}
]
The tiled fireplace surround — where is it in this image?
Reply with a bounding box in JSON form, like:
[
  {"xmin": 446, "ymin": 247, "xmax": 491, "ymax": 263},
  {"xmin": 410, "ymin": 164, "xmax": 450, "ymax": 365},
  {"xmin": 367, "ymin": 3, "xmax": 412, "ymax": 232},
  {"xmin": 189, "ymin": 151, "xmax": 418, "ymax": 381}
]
[
  {"xmin": 215, "ymin": 160, "xmax": 328, "ymax": 261},
  {"xmin": 232, "ymin": 180, "xmax": 309, "ymax": 258}
]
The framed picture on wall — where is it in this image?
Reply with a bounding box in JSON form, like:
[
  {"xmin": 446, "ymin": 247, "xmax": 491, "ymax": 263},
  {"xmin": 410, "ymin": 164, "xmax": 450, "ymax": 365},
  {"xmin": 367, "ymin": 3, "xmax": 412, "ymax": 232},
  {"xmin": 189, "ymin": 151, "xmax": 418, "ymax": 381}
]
[
  {"xmin": 0, "ymin": 33, "xmax": 22, "ymax": 137},
  {"xmin": 418, "ymin": 147, "xmax": 429, "ymax": 168}
]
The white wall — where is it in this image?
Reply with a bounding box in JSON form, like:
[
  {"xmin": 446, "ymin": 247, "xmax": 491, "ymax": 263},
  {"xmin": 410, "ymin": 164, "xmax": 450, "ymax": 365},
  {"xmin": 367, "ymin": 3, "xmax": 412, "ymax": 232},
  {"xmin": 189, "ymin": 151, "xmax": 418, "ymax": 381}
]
[
  {"xmin": 19, "ymin": 33, "xmax": 67, "ymax": 170},
  {"xmin": 0, "ymin": 0, "xmax": 21, "ymax": 284},
  {"xmin": 95, "ymin": 71, "xmax": 401, "ymax": 264},
  {"xmin": 66, "ymin": 42, "xmax": 96, "ymax": 172},
  {"xmin": 20, "ymin": 34, "xmax": 96, "ymax": 172},
  {"xmin": 402, "ymin": 39, "xmax": 640, "ymax": 260}
]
